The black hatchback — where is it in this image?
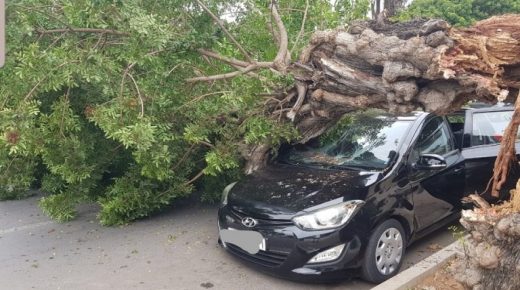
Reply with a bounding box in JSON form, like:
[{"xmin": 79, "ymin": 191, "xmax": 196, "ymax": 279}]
[{"xmin": 217, "ymin": 106, "xmax": 519, "ymax": 283}]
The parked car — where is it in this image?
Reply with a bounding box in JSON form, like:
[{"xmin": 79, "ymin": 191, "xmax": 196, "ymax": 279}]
[{"xmin": 217, "ymin": 104, "xmax": 520, "ymax": 284}]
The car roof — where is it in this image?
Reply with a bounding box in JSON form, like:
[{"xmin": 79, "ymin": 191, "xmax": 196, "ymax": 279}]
[
  {"xmin": 371, "ymin": 110, "xmax": 425, "ymax": 122},
  {"xmin": 397, "ymin": 111, "xmax": 426, "ymax": 121},
  {"xmin": 458, "ymin": 102, "xmax": 514, "ymax": 113},
  {"xmin": 368, "ymin": 102, "xmax": 513, "ymax": 121}
]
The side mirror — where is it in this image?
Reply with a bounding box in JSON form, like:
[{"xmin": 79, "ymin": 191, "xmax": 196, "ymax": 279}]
[{"xmin": 412, "ymin": 154, "xmax": 447, "ymax": 170}]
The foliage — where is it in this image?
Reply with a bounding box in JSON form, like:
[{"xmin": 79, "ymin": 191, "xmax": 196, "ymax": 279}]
[
  {"xmin": 39, "ymin": 192, "xmax": 78, "ymax": 222},
  {"xmin": 200, "ymin": 167, "xmax": 244, "ymax": 203},
  {"xmin": 0, "ymin": 154, "xmax": 37, "ymax": 200},
  {"xmin": 0, "ymin": 99, "xmax": 39, "ymax": 199},
  {"xmin": 319, "ymin": 115, "xmax": 354, "ymax": 146},
  {"xmin": 0, "ymin": 0, "xmax": 369, "ymax": 225},
  {"xmin": 398, "ymin": 0, "xmax": 520, "ymax": 26},
  {"xmin": 98, "ymin": 170, "xmax": 192, "ymax": 226}
]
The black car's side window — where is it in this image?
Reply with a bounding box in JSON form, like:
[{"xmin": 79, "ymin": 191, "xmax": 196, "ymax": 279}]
[{"xmin": 413, "ymin": 117, "xmax": 453, "ymax": 156}]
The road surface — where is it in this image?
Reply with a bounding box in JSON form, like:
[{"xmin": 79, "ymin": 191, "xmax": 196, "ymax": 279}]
[{"xmin": 0, "ymin": 194, "xmax": 456, "ymax": 290}]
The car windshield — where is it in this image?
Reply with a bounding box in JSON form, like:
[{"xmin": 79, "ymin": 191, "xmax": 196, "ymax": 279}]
[{"xmin": 282, "ymin": 110, "xmax": 413, "ymax": 170}]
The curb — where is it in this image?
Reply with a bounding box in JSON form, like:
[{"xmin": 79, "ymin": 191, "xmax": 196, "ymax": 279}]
[{"xmin": 371, "ymin": 240, "xmax": 462, "ymax": 290}]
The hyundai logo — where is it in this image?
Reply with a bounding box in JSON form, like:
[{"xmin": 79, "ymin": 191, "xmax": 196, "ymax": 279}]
[{"xmin": 241, "ymin": 217, "xmax": 258, "ymax": 228}]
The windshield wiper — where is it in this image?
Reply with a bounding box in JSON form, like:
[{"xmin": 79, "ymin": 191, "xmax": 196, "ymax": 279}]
[{"xmin": 326, "ymin": 164, "xmax": 374, "ymax": 171}]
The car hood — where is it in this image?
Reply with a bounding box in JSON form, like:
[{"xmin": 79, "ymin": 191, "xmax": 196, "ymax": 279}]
[{"xmin": 228, "ymin": 163, "xmax": 381, "ymax": 219}]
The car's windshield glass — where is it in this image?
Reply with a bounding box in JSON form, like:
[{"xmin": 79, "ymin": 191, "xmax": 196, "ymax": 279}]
[{"xmin": 281, "ymin": 110, "xmax": 413, "ymax": 170}]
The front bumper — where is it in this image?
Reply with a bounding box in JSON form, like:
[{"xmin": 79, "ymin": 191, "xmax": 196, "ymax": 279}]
[{"xmin": 218, "ymin": 205, "xmax": 366, "ymax": 282}]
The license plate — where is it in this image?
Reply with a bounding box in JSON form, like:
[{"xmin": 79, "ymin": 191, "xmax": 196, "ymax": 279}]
[{"xmin": 220, "ymin": 228, "xmax": 266, "ymax": 254}]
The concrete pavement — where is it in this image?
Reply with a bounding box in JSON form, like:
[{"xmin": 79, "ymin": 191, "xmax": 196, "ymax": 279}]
[{"xmin": 0, "ymin": 194, "xmax": 455, "ymax": 290}]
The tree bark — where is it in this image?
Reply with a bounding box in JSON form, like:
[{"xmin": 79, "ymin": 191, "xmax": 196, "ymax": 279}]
[
  {"xmin": 453, "ymin": 193, "xmax": 520, "ymax": 289},
  {"xmin": 383, "ymin": 0, "xmax": 405, "ymax": 17}
]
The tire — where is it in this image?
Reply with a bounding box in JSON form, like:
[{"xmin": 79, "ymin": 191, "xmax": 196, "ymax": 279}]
[{"xmin": 361, "ymin": 219, "xmax": 406, "ymax": 284}]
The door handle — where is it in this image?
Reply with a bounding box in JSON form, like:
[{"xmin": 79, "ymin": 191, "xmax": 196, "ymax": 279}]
[{"xmin": 453, "ymin": 167, "xmax": 463, "ymax": 173}]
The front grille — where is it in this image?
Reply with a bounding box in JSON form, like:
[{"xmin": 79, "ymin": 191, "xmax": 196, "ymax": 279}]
[
  {"xmin": 230, "ymin": 208, "xmax": 294, "ymax": 227},
  {"xmin": 226, "ymin": 243, "xmax": 289, "ymax": 267}
]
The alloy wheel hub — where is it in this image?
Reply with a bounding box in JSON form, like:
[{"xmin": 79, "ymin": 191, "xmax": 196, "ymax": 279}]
[{"xmin": 375, "ymin": 227, "xmax": 403, "ymax": 275}]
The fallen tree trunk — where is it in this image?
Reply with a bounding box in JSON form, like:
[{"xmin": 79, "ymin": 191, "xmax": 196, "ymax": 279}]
[
  {"xmin": 452, "ymin": 182, "xmax": 520, "ymax": 289},
  {"xmin": 286, "ymin": 16, "xmax": 518, "ymax": 127},
  {"xmin": 283, "ymin": 16, "xmax": 516, "ymax": 137}
]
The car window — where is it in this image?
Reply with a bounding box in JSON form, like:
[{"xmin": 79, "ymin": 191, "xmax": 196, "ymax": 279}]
[
  {"xmin": 471, "ymin": 111, "xmax": 520, "ymax": 146},
  {"xmin": 414, "ymin": 117, "xmax": 452, "ymax": 155},
  {"xmin": 447, "ymin": 113, "xmax": 465, "ymax": 148}
]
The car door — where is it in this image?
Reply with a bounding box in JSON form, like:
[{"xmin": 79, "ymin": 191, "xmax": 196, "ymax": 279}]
[
  {"xmin": 407, "ymin": 116, "xmax": 465, "ymax": 231},
  {"xmin": 462, "ymin": 110, "xmax": 520, "ymax": 200}
]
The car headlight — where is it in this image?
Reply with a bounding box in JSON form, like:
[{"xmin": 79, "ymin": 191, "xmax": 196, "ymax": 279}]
[
  {"xmin": 221, "ymin": 182, "xmax": 237, "ymax": 206},
  {"xmin": 292, "ymin": 200, "xmax": 364, "ymax": 230}
]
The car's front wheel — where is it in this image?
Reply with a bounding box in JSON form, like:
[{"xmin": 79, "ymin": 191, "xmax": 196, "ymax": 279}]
[{"xmin": 361, "ymin": 219, "xmax": 406, "ymax": 283}]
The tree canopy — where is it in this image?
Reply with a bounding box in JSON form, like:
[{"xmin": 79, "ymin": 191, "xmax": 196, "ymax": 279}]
[
  {"xmin": 1, "ymin": 0, "xmax": 519, "ymax": 226},
  {"xmin": 0, "ymin": 0, "xmax": 371, "ymax": 225},
  {"xmin": 398, "ymin": 0, "xmax": 520, "ymax": 26}
]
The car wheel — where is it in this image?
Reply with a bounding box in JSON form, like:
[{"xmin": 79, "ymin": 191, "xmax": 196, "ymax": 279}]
[{"xmin": 361, "ymin": 219, "xmax": 406, "ymax": 284}]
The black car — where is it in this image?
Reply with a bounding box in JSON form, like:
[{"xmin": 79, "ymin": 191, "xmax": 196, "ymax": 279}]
[{"xmin": 217, "ymin": 105, "xmax": 519, "ymax": 283}]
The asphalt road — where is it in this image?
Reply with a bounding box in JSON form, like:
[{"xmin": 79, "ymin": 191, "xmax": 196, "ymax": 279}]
[{"xmin": 0, "ymin": 194, "xmax": 455, "ymax": 290}]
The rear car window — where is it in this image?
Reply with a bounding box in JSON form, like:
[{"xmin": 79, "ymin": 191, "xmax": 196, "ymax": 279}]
[{"xmin": 471, "ymin": 111, "xmax": 520, "ymax": 146}]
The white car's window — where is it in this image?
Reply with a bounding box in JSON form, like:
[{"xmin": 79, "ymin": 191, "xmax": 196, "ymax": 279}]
[{"xmin": 471, "ymin": 111, "xmax": 519, "ymax": 146}]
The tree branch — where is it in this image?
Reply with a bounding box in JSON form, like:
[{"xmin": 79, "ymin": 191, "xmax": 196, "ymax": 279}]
[
  {"xmin": 120, "ymin": 62, "xmax": 137, "ymax": 98},
  {"xmin": 185, "ymin": 169, "xmax": 205, "ymax": 185},
  {"xmin": 491, "ymin": 91, "xmax": 520, "ymax": 197},
  {"xmin": 290, "ymin": 0, "xmax": 309, "ymax": 56},
  {"xmin": 127, "ymin": 73, "xmax": 144, "ymax": 118},
  {"xmin": 195, "ymin": 0, "xmax": 253, "ymax": 62},
  {"xmin": 198, "ymin": 140, "xmax": 215, "ymax": 148},
  {"xmin": 196, "ymin": 49, "xmax": 272, "ymax": 80},
  {"xmin": 24, "ymin": 62, "xmax": 73, "ymax": 101},
  {"xmin": 186, "ymin": 64, "xmax": 262, "ymax": 83},
  {"xmin": 198, "ymin": 49, "xmax": 273, "ymax": 68},
  {"xmin": 197, "ymin": 49, "xmax": 250, "ymax": 68},
  {"xmin": 267, "ymin": 15, "xmax": 281, "ymax": 47},
  {"xmin": 37, "ymin": 28, "xmax": 129, "ymax": 36},
  {"xmin": 186, "ymin": 2, "xmax": 290, "ymax": 84},
  {"xmin": 270, "ymin": 1, "xmax": 290, "ymax": 71},
  {"xmin": 286, "ymin": 81, "xmax": 307, "ymax": 121}
]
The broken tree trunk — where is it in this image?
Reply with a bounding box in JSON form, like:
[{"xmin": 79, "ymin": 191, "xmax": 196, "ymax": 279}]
[
  {"xmin": 280, "ymin": 15, "xmax": 520, "ymax": 144},
  {"xmin": 452, "ymin": 185, "xmax": 520, "ymax": 289}
]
